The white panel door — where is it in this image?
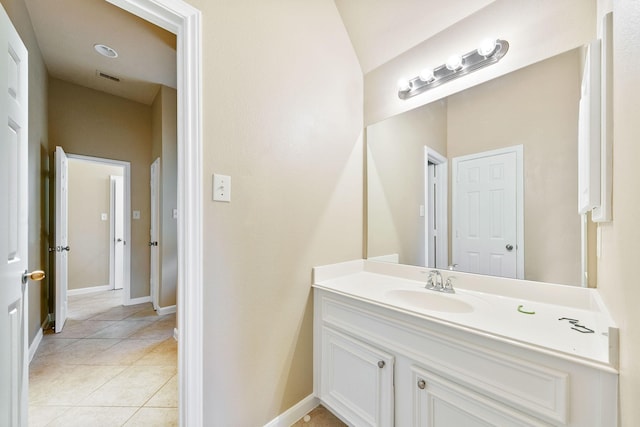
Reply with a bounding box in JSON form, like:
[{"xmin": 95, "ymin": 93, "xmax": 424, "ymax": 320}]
[
  {"xmin": 0, "ymin": 5, "xmax": 29, "ymax": 425},
  {"xmin": 453, "ymin": 149, "xmax": 519, "ymax": 278},
  {"xmin": 111, "ymin": 175, "xmax": 124, "ymax": 290},
  {"xmin": 54, "ymin": 146, "xmax": 69, "ymax": 333},
  {"xmin": 150, "ymin": 158, "xmax": 160, "ymax": 310}
]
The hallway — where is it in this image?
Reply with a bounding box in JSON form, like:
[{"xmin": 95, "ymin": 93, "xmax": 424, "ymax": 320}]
[{"xmin": 28, "ymin": 290, "xmax": 177, "ymax": 426}]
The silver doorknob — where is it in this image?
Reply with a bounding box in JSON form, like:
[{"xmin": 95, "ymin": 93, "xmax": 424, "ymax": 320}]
[
  {"xmin": 377, "ymin": 361, "xmax": 385, "ymax": 369},
  {"xmin": 417, "ymin": 379, "xmax": 426, "ymax": 390},
  {"xmin": 149, "ymin": 241, "xmax": 158, "ymax": 247},
  {"xmin": 62, "ymin": 246, "xmax": 70, "ymax": 252},
  {"xmin": 506, "ymin": 244, "xmax": 514, "ymax": 251},
  {"xmin": 117, "ymin": 238, "xmax": 123, "ymax": 242},
  {"xmin": 22, "ymin": 270, "xmax": 45, "ymax": 284}
]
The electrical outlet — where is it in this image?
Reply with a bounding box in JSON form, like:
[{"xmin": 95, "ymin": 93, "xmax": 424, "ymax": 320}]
[{"xmin": 133, "ymin": 210, "xmax": 141, "ymax": 219}]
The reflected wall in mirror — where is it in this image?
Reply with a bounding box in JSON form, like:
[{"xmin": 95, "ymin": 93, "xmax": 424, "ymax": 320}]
[{"xmin": 367, "ymin": 47, "xmax": 597, "ymax": 287}]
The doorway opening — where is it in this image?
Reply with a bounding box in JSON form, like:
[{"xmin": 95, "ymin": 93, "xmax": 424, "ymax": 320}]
[
  {"xmin": 424, "ymin": 146, "xmax": 448, "ymax": 269},
  {"xmin": 65, "ymin": 154, "xmax": 131, "ymax": 301}
]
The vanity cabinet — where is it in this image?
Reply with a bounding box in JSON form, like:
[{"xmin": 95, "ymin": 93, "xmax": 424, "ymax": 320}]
[{"xmin": 313, "ymin": 287, "xmax": 617, "ymax": 427}]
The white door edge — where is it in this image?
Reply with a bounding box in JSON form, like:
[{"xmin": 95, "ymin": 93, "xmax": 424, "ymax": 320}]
[
  {"xmin": 424, "ymin": 146, "xmax": 448, "ymax": 269},
  {"xmin": 106, "ymin": 1, "xmax": 203, "ymax": 425},
  {"xmin": 451, "ymin": 144, "xmax": 524, "ymax": 279},
  {"xmin": 110, "ymin": 174, "xmax": 125, "ymax": 291}
]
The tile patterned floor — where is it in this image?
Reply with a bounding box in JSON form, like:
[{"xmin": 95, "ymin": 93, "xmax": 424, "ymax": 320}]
[
  {"xmin": 292, "ymin": 405, "xmax": 347, "ymax": 427},
  {"xmin": 29, "ymin": 290, "xmax": 177, "ymax": 427}
]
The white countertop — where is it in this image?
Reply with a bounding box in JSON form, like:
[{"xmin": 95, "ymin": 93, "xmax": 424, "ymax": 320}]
[{"xmin": 313, "ymin": 260, "xmax": 618, "ymax": 372}]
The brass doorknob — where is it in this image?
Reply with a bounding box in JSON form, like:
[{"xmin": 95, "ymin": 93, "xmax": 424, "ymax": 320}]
[{"xmin": 22, "ymin": 270, "xmax": 45, "ymax": 284}]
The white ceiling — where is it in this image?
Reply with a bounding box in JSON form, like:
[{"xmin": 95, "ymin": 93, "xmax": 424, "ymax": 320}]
[
  {"xmin": 23, "ymin": 0, "xmax": 504, "ymax": 104},
  {"xmin": 333, "ymin": 0, "xmax": 497, "ymax": 73},
  {"xmin": 24, "ymin": 0, "xmax": 176, "ymax": 105}
]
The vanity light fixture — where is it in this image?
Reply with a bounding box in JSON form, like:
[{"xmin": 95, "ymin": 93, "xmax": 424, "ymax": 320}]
[{"xmin": 398, "ymin": 38, "xmax": 509, "ymax": 100}]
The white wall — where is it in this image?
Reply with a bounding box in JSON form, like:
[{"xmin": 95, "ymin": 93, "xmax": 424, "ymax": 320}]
[{"xmin": 596, "ymin": 1, "xmax": 640, "ymax": 425}]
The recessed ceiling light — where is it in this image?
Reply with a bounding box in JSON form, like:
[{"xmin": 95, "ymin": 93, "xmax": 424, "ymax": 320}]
[{"xmin": 94, "ymin": 44, "xmax": 118, "ymax": 58}]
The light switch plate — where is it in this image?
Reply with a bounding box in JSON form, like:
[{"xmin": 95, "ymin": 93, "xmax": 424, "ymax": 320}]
[
  {"xmin": 213, "ymin": 174, "xmax": 231, "ymax": 202},
  {"xmin": 133, "ymin": 210, "xmax": 141, "ymax": 219},
  {"xmin": 173, "ymin": 209, "xmax": 178, "ymax": 219},
  {"xmin": 101, "ymin": 213, "xmax": 108, "ymax": 221}
]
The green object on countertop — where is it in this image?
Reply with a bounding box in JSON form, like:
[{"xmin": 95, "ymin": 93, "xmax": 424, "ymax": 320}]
[{"xmin": 517, "ymin": 305, "xmax": 535, "ymax": 315}]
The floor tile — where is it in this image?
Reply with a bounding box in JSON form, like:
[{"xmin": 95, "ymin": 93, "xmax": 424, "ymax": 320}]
[
  {"xmin": 81, "ymin": 365, "xmax": 176, "ymax": 407},
  {"xmin": 124, "ymin": 407, "xmax": 178, "ymax": 426},
  {"xmin": 86, "ymin": 320, "xmax": 154, "ymax": 339},
  {"xmin": 44, "ymin": 406, "xmax": 138, "ymax": 427},
  {"xmin": 29, "ymin": 290, "xmax": 177, "ymax": 425},
  {"xmin": 134, "ymin": 338, "xmax": 176, "ymax": 366},
  {"xmin": 30, "ymin": 365, "xmax": 127, "ymax": 406},
  {"xmin": 144, "ymin": 374, "xmax": 178, "ymax": 408},
  {"xmin": 291, "ymin": 405, "xmax": 347, "ymax": 427},
  {"xmin": 28, "ymin": 406, "xmax": 71, "ymax": 427}
]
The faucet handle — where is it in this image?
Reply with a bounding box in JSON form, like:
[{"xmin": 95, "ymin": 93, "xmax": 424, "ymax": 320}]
[
  {"xmin": 444, "ymin": 276, "xmax": 456, "ymax": 293},
  {"xmin": 448, "ymin": 263, "xmax": 459, "ymax": 271}
]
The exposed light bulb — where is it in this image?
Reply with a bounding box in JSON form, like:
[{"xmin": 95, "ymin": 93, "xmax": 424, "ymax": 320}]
[
  {"xmin": 397, "ymin": 78, "xmax": 411, "ymax": 92},
  {"xmin": 445, "ymin": 55, "xmax": 463, "ymax": 71},
  {"xmin": 477, "ymin": 38, "xmax": 497, "ymax": 57},
  {"xmin": 418, "ymin": 68, "xmax": 435, "ymax": 82}
]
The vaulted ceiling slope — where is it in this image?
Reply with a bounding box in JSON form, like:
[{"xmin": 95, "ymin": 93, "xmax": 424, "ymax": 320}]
[
  {"xmin": 24, "ymin": 0, "xmax": 176, "ymax": 105},
  {"xmin": 333, "ymin": 0, "xmax": 496, "ymax": 74}
]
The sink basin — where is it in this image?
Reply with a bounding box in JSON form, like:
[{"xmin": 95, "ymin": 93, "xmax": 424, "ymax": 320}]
[{"xmin": 384, "ymin": 289, "xmax": 474, "ymax": 313}]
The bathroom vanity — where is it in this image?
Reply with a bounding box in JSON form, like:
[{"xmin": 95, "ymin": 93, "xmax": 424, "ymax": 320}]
[{"xmin": 312, "ymin": 260, "xmax": 618, "ymax": 426}]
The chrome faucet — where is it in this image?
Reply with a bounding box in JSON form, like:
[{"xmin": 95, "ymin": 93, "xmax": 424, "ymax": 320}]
[
  {"xmin": 425, "ymin": 270, "xmax": 443, "ymax": 291},
  {"xmin": 425, "ymin": 270, "xmax": 456, "ymax": 294}
]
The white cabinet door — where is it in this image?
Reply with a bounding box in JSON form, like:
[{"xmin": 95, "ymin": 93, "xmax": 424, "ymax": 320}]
[
  {"xmin": 320, "ymin": 327, "xmax": 394, "ymax": 427},
  {"xmin": 411, "ymin": 366, "xmax": 546, "ymax": 427}
]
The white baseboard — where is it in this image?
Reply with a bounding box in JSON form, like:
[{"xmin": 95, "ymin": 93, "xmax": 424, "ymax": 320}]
[
  {"xmin": 29, "ymin": 325, "xmax": 44, "ymax": 364},
  {"xmin": 157, "ymin": 304, "xmax": 176, "ymax": 316},
  {"xmin": 125, "ymin": 296, "xmax": 152, "ymax": 306},
  {"xmin": 263, "ymin": 394, "xmax": 319, "ymax": 427},
  {"xmin": 67, "ymin": 284, "xmax": 111, "ymax": 296}
]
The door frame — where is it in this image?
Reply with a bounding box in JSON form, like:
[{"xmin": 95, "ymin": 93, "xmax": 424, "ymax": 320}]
[
  {"xmin": 424, "ymin": 146, "xmax": 448, "ymax": 269},
  {"xmin": 110, "ymin": 174, "xmax": 125, "ymax": 290},
  {"xmin": 149, "ymin": 157, "xmax": 160, "ymax": 311},
  {"xmin": 106, "ymin": 0, "xmax": 203, "ymax": 424},
  {"xmin": 67, "ymin": 154, "xmax": 131, "ymax": 302},
  {"xmin": 451, "ymin": 145, "xmax": 524, "ymax": 279}
]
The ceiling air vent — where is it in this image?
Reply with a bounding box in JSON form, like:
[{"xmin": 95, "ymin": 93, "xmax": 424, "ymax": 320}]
[{"xmin": 96, "ymin": 70, "xmax": 120, "ymax": 82}]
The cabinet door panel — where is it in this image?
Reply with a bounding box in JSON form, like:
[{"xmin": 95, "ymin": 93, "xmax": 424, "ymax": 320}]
[
  {"xmin": 320, "ymin": 328, "xmax": 394, "ymax": 427},
  {"xmin": 411, "ymin": 366, "xmax": 547, "ymax": 427}
]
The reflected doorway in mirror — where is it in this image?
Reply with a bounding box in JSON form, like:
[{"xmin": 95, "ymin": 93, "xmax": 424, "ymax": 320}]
[{"xmin": 452, "ymin": 145, "xmax": 524, "ymax": 279}]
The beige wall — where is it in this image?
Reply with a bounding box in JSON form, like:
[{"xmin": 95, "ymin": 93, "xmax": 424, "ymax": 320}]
[
  {"xmin": 67, "ymin": 159, "xmax": 123, "ymax": 290},
  {"xmin": 1, "ymin": 0, "xmax": 50, "ymax": 344},
  {"xmin": 367, "ymin": 100, "xmax": 447, "ymax": 265},
  {"xmin": 447, "ymin": 49, "xmax": 584, "ymax": 286},
  {"xmin": 151, "ymin": 85, "xmax": 177, "ymax": 308},
  {"xmin": 185, "ymin": 0, "xmax": 363, "ymax": 424},
  {"xmin": 48, "ymin": 78, "xmax": 152, "ymax": 299},
  {"xmin": 597, "ymin": 1, "xmax": 640, "ymax": 425}
]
